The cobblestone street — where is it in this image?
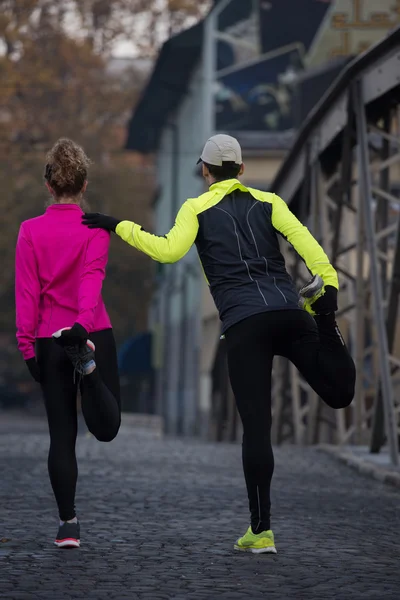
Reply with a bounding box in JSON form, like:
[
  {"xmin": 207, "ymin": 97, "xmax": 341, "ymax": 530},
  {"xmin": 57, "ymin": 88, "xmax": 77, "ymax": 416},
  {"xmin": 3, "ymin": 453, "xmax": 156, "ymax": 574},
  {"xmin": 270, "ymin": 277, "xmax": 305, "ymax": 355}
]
[{"xmin": 1, "ymin": 415, "xmax": 399, "ymax": 600}]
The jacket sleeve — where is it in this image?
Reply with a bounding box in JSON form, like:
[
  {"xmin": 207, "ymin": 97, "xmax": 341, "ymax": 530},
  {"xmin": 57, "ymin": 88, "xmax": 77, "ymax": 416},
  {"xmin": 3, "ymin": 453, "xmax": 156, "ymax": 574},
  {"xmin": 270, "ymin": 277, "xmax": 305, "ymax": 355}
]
[
  {"xmin": 15, "ymin": 224, "xmax": 40, "ymax": 360},
  {"xmin": 271, "ymin": 194, "xmax": 339, "ymax": 289},
  {"xmin": 115, "ymin": 200, "xmax": 199, "ymax": 264},
  {"xmin": 75, "ymin": 229, "xmax": 110, "ymax": 332}
]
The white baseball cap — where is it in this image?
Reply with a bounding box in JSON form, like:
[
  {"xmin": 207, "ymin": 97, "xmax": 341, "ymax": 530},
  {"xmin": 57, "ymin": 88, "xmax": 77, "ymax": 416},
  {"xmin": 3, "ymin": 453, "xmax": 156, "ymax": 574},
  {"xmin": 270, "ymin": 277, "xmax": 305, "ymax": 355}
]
[{"xmin": 197, "ymin": 134, "xmax": 242, "ymax": 166}]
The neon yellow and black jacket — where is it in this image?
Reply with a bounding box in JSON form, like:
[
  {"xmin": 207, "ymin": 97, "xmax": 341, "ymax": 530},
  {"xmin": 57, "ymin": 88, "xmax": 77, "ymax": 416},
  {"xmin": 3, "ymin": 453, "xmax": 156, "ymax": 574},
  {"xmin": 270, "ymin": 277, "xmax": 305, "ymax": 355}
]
[{"xmin": 115, "ymin": 179, "xmax": 338, "ymax": 332}]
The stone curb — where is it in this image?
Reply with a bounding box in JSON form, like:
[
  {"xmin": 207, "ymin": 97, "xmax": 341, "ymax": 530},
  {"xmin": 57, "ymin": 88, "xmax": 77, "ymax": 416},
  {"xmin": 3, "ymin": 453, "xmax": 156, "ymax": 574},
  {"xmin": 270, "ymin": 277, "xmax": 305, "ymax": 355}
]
[{"xmin": 318, "ymin": 444, "xmax": 400, "ymax": 490}]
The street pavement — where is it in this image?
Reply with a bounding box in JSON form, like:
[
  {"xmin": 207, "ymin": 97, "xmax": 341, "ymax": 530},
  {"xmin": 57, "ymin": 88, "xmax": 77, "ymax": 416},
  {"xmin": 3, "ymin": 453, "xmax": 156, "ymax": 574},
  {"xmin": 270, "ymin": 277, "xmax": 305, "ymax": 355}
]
[{"xmin": 1, "ymin": 414, "xmax": 399, "ymax": 600}]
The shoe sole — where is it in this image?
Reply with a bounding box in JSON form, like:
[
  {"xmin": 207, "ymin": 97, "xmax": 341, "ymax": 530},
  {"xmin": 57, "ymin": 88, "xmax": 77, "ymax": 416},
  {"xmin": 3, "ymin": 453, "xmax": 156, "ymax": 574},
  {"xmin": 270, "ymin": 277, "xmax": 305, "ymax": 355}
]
[
  {"xmin": 54, "ymin": 538, "xmax": 80, "ymax": 548},
  {"xmin": 299, "ymin": 300, "xmax": 316, "ymax": 316},
  {"xmin": 234, "ymin": 544, "xmax": 277, "ymax": 554},
  {"xmin": 52, "ymin": 328, "xmax": 95, "ymax": 351},
  {"xmin": 299, "ymin": 275, "xmax": 324, "ymax": 299}
]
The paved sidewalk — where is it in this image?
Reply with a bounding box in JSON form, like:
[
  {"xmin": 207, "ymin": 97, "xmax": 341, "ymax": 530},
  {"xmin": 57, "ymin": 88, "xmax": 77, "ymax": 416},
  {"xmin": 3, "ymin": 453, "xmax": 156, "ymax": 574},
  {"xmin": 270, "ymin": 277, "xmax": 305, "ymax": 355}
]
[{"xmin": 1, "ymin": 416, "xmax": 399, "ymax": 600}]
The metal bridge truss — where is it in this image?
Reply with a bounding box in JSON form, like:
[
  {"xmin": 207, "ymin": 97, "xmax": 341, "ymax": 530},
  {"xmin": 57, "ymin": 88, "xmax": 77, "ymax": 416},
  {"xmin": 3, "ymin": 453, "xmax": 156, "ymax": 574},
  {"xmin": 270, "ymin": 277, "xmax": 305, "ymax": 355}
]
[{"xmin": 270, "ymin": 31, "xmax": 400, "ymax": 465}]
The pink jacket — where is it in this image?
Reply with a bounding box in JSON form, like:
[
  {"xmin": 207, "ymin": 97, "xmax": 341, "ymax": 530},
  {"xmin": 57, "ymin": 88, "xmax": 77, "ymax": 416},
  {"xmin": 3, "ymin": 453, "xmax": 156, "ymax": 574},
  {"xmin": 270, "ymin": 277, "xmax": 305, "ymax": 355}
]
[{"xmin": 15, "ymin": 203, "xmax": 112, "ymax": 360}]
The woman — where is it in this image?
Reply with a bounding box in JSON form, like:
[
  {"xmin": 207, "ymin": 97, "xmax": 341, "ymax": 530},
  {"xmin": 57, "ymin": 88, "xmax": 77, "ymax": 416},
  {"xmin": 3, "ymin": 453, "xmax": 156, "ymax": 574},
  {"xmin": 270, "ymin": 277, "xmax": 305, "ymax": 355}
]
[
  {"xmin": 15, "ymin": 138, "xmax": 121, "ymax": 548},
  {"xmin": 83, "ymin": 134, "xmax": 356, "ymax": 555}
]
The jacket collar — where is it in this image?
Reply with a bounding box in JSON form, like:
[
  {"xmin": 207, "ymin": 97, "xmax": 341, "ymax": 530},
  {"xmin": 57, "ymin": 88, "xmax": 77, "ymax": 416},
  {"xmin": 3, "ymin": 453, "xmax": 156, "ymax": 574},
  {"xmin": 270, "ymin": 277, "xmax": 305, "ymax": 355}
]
[
  {"xmin": 46, "ymin": 203, "xmax": 83, "ymax": 213},
  {"xmin": 209, "ymin": 178, "xmax": 249, "ymax": 195}
]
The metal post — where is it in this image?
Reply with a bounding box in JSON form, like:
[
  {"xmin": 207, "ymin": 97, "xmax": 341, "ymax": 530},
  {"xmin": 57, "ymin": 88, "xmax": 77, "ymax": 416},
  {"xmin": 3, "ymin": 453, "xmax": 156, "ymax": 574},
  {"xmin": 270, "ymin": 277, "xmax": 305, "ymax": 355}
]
[
  {"xmin": 354, "ymin": 182, "xmax": 365, "ymax": 445},
  {"xmin": 372, "ymin": 212, "xmax": 400, "ymax": 450},
  {"xmin": 202, "ymin": 8, "xmax": 217, "ymax": 140},
  {"xmin": 170, "ymin": 122, "xmax": 179, "ymax": 222},
  {"xmin": 386, "ymin": 215, "xmax": 400, "ymax": 358},
  {"xmin": 152, "ymin": 291, "xmax": 164, "ymax": 420},
  {"xmin": 377, "ymin": 113, "xmax": 390, "ymax": 294},
  {"xmin": 161, "ymin": 275, "xmax": 172, "ymax": 433},
  {"xmin": 213, "ymin": 0, "xmax": 239, "ymax": 19},
  {"xmin": 354, "ymin": 79, "xmax": 399, "ymax": 466},
  {"xmin": 386, "ymin": 216, "xmax": 400, "ymax": 354},
  {"xmin": 177, "ymin": 266, "xmax": 188, "ymax": 435},
  {"xmin": 293, "ymin": 142, "xmax": 311, "ymax": 284},
  {"xmin": 328, "ymin": 108, "xmax": 354, "ymax": 444},
  {"xmin": 332, "ymin": 91, "xmax": 353, "ymax": 265},
  {"xmin": 370, "ymin": 112, "xmax": 391, "ymax": 452},
  {"xmin": 160, "ymin": 119, "xmax": 181, "ymax": 433},
  {"xmin": 203, "ymin": 0, "xmax": 243, "ymax": 138}
]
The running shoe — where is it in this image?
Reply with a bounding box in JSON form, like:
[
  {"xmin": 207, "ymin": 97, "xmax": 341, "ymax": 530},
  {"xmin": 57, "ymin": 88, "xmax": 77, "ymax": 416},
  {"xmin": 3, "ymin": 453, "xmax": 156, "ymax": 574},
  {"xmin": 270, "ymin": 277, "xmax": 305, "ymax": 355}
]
[
  {"xmin": 54, "ymin": 521, "xmax": 80, "ymax": 548},
  {"xmin": 52, "ymin": 328, "xmax": 96, "ymax": 376},
  {"xmin": 234, "ymin": 527, "xmax": 277, "ymax": 554},
  {"xmin": 298, "ymin": 274, "xmax": 325, "ymax": 316}
]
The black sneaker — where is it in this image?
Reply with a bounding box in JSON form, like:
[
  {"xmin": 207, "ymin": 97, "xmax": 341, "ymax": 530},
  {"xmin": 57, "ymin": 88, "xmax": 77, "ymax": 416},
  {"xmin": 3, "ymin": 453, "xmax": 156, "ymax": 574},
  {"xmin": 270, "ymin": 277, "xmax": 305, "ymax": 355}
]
[
  {"xmin": 52, "ymin": 328, "xmax": 96, "ymax": 376},
  {"xmin": 54, "ymin": 521, "xmax": 80, "ymax": 548}
]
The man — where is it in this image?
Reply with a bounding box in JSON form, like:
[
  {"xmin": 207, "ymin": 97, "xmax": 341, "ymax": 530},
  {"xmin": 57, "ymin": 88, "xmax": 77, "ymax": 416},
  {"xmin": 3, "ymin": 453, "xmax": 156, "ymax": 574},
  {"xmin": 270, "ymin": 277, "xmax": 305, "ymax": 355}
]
[{"xmin": 83, "ymin": 134, "xmax": 356, "ymax": 554}]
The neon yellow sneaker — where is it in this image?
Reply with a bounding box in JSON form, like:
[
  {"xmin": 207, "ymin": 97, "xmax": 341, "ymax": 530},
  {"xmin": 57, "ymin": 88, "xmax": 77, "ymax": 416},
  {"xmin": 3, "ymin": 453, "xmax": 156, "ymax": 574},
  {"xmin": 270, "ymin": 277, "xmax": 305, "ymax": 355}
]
[
  {"xmin": 298, "ymin": 274, "xmax": 325, "ymax": 316},
  {"xmin": 234, "ymin": 527, "xmax": 277, "ymax": 554}
]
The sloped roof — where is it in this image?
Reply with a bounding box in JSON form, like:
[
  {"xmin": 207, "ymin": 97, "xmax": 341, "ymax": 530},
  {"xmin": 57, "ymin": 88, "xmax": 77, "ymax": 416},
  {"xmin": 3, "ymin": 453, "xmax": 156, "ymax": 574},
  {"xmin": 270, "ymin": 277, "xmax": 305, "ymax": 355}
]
[
  {"xmin": 125, "ymin": 0, "xmax": 331, "ymax": 154},
  {"xmin": 125, "ymin": 21, "xmax": 203, "ymax": 153}
]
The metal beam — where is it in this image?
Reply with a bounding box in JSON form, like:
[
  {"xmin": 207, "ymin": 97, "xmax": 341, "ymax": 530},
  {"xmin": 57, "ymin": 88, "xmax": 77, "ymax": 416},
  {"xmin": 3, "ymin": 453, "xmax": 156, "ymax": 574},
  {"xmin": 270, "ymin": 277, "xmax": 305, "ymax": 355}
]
[
  {"xmin": 332, "ymin": 91, "xmax": 354, "ymax": 266},
  {"xmin": 370, "ymin": 111, "xmax": 391, "ymax": 452},
  {"xmin": 211, "ymin": 31, "xmax": 400, "ymax": 450},
  {"xmin": 354, "ymin": 79, "xmax": 399, "ymax": 466}
]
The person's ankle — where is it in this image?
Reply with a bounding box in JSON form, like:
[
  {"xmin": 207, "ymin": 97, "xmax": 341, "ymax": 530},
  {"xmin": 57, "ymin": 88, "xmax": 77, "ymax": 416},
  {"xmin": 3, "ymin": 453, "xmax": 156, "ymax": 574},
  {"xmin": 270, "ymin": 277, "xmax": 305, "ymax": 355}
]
[
  {"xmin": 60, "ymin": 516, "xmax": 78, "ymax": 525},
  {"xmin": 251, "ymin": 523, "xmax": 270, "ymax": 534}
]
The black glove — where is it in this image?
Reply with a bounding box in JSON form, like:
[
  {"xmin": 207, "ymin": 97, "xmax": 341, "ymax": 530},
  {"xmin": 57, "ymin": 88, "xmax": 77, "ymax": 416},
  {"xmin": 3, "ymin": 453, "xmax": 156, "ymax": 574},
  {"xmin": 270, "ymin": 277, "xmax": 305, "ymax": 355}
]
[
  {"xmin": 312, "ymin": 285, "xmax": 338, "ymax": 315},
  {"xmin": 25, "ymin": 358, "xmax": 41, "ymax": 383},
  {"xmin": 82, "ymin": 213, "xmax": 121, "ymax": 232},
  {"xmin": 53, "ymin": 323, "xmax": 89, "ymax": 347}
]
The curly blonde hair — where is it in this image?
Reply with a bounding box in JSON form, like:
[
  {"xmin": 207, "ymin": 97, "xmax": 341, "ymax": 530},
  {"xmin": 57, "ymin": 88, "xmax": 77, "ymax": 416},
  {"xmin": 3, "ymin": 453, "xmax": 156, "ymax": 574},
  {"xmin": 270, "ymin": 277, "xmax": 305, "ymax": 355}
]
[{"xmin": 45, "ymin": 138, "xmax": 92, "ymax": 198}]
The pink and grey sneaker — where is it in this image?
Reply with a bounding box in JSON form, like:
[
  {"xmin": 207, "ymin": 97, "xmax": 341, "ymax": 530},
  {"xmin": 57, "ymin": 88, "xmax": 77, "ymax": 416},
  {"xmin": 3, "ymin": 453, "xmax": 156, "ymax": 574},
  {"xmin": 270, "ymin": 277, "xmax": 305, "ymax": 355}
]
[
  {"xmin": 54, "ymin": 521, "xmax": 80, "ymax": 548},
  {"xmin": 52, "ymin": 327, "xmax": 96, "ymax": 377}
]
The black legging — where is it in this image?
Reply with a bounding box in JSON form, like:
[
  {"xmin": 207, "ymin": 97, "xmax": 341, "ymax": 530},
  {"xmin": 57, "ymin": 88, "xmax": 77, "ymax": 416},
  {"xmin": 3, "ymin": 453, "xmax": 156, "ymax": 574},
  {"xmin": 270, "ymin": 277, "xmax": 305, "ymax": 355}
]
[
  {"xmin": 36, "ymin": 329, "xmax": 121, "ymax": 521},
  {"xmin": 225, "ymin": 310, "xmax": 356, "ymax": 533}
]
